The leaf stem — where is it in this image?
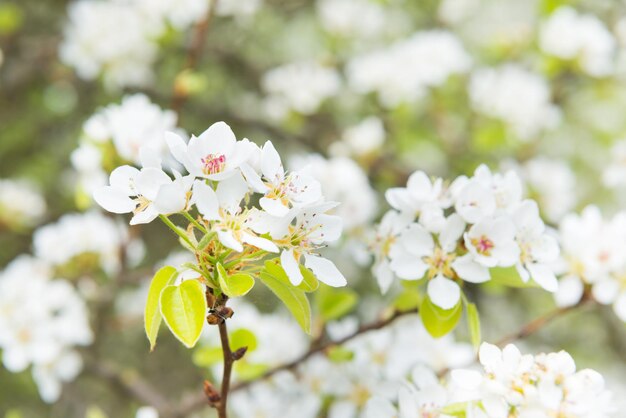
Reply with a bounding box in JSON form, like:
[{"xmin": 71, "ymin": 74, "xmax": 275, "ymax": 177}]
[
  {"xmin": 159, "ymin": 215, "xmax": 195, "ymax": 249},
  {"xmin": 182, "ymin": 211, "xmax": 208, "ymax": 233}
]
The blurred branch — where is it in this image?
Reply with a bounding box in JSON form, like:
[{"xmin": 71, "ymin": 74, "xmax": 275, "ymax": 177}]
[
  {"xmin": 171, "ymin": 0, "xmax": 219, "ymax": 117},
  {"xmin": 216, "ymin": 319, "xmax": 234, "ymax": 418},
  {"xmin": 177, "ymin": 308, "xmax": 419, "ymax": 416}
]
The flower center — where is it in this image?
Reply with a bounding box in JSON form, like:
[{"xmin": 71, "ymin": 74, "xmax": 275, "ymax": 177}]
[
  {"xmin": 201, "ymin": 154, "xmax": 226, "ymax": 175},
  {"xmin": 424, "ymin": 247, "xmax": 455, "ymax": 279},
  {"xmin": 472, "ymin": 235, "xmax": 494, "ymax": 255}
]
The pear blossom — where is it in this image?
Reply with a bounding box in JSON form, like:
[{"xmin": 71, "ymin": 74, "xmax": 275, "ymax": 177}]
[
  {"xmin": 370, "ymin": 210, "xmax": 413, "ymax": 293},
  {"xmin": 0, "ymin": 179, "xmax": 47, "ymax": 230},
  {"xmin": 193, "ymin": 176, "xmax": 279, "ymax": 253},
  {"xmin": 166, "ymin": 122, "xmax": 256, "ymax": 181},
  {"xmin": 94, "ymin": 165, "xmax": 191, "ymax": 225},
  {"xmin": 511, "ymin": 200, "xmax": 559, "ymax": 291},
  {"xmin": 464, "ymin": 217, "xmax": 519, "ymax": 268},
  {"xmin": 241, "ymin": 141, "xmax": 321, "ymax": 217}
]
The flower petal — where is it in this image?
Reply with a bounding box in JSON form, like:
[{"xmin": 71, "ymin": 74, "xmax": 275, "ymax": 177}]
[
  {"xmin": 193, "ymin": 180, "xmax": 220, "ymax": 221},
  {"xmin": 452, "ymin": 254, "xmax": 490, "ymax": 283},
  {"xmin": 304, "ymin": 254, "xmax": 347, "ymax": 287},
  {"xmin": 241, "ymin": 231, "xmax": 279, "ymax": 253},
  {"xmin": 93, "ymin": 186, "xmax": 135, "ymax": 213},
  {"xmin": 427, "ymin": 275, "xmax": 460, "ymax": 310},
  {"xmin": 281, "ymin": 248, "xmax": 303, "ymax": 286},
  {"xmin": 217, "ymin": 229, "xmax": 243, "ymax": 252}
]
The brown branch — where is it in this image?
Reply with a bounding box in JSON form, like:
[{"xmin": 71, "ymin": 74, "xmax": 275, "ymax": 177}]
[
  {"xmin": 171, "ymin": 0, "xmax": 219, "ymax": 116},
  {"xmin": 176, "ymin": 308, "xmax": 419, "ymax": 416},
  {"xmin": 217, "ymin": 319, "xmax": 234, "ymax": 418}
]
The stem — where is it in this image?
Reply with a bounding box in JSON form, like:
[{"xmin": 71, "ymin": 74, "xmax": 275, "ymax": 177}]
[
  {"xmin": 159, "ymin": 215, "xmax": 195, "ymax": 249},
  {"xmin": 217, "ymin": 319, "xmax": 233, "ymax": 418},
  {"xmin": 182, "ymin": 211, "xmax": 208, "ymax": 233}
]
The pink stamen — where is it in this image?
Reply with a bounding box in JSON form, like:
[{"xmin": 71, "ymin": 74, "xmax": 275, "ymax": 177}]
[{"xmin": 201, "ymin": 154, "xmax": 226, "ymax": 175}]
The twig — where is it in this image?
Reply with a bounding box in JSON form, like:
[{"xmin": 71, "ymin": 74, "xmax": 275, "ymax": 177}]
[
  {"xmin": 176, "ymin": 308, "xmax": 418, "ymax": 415},
  {"xmin": 217, "ymin": 319, "xmax": 234, "ymax": 418},
  {"xmin": 171, "ymin": 0, "xmax": 219, "ymax": 116}
]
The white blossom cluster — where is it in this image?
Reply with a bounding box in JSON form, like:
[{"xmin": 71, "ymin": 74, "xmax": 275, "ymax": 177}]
[
  {"xmin": 230, "ymin": 314, "xmax": 474, "ymax": 418},
  {"xmin": 448, "ymin": 343, "xmax": 615, "ymax": 418},
  {"xmin": 0, "ymin": 178, "xmax": 46, "ymax": 230},
  {"xmin": 333, "ymin": 116, "xmax": 386, "ymax": 158},
  {"xmin": 60, "ymin": 0, "xmax": 210, "ymax": 89},
  {"xmin": 540, "ymin": 6, "xmax": 616, "ymax": 77},
  {"xmin": 0, "ymin": 256, "xmax": 93, "ymax": 403},
  {"xmin": 95, "ymin": 121, "xmax": 347, "ymax": 287},
  {"xmin": 469, "ymin": 64, "xmax": 560, "ymax": 140},
  {"xmin": 262, "ymin": 61, "xmax": 342, "ymax": 119},
  {"xmin": 371, "ymin": 165, "xmax": 560, "ymax": 309},
  {"xmin": 554, "ymin": 206, "xmax": 626, "ymax": 322},
  {"xmin": 71, "ymin": 94, "xmax": 180, "ymax": 200},
  {"xmin": 346, "ymin": 30, "xmax": 471, "ymax": 108},
  {"xmin": 603, "ymin": 139, "xmax": 626, "ymax": 189},
  {"xmin": 316, "ymin": 0, "xmax": 389, "ymax": 39},
  {"xmin": 33, "ymin": 211, "xmax": 139, "ymax": 277}
]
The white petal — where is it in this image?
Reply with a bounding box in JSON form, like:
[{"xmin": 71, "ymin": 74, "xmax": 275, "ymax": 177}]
[
  {"xmin": 397, "ymin": 224, "xmax": 434, "ymax": 257},
  {"xmin": 389, "ymin": 252, "xmax": 429, "ymax": 280},
  {"xmin": 217, "ymin": 229, "xmax": 243, "ymax": 252},
  {"xmin": 193, "ymin": 180, "xmax": 220, "ymax": 221},
  {"xmin": 240, "ymin": 162, "xmax": 268, "ymax": 193},
  {"xmin": 363, "ymin": 398, "xmax": 397, "ymax": 418},
  {"xmin": 281, "ymin": 249, "xmax": 303, "ymax": 286},
  {"xmin": 241, "ymin": 231, "xmax": 279, "ymax": 253},
  {"xmin": 374, "ymin": 259, "xmax": 395, "ymax": 294},
  {"xmin": 261, "ymin": 141, "xmax": 284, "ymax": 182},
  {"xmin": 451, "ymin": 369, "xmax": 483, "ymax": 390},
  {"xmin": 130, "ymin": 204, "xmax": 159, "ymax": 225},
  {"xmin": 554, "ymin": 275, "xmax": 584, "ymax": 307},
  {"xmin": 153, "ymin": 182, "xmax": 187, "ymax": 215},
  {"xmin": 165, "ymin": 132, "xmax": 195, "ymax": 174},
  {"xmin": 139, "ymin": 145, "xmax": 162, "ymax": 169},
  {"xmin": 440, "ymin": 213, "xmax": 465, "ymax": 252},
  {"xmin": 136, "ymin": 168, "xmax": 171, "ymax": 200},
  {"xmin": 260, "ymin": 196, "xmax": 290, "ymax": 217},
  {"xmin": 304, "ymin": 254, "xmax": 347, "ymax": 287},
  {"xmin": 196, "ymin": 121, "xmax": 236, "ymax": 156},
  {"xmin": 427, "ymin": 275, "xmax": 460, "ymax": 310},
  {"xmin": 478, "ymin": 342, "xmax": 501, "ymax": 370},
  {"xmin": 527, "ymin": 263, "xmax": 558, "ymax": 292},
  {"xmin": 216, "ymin": 172, "xmax": 249, "ymax": 213},
  {"xmin": 93, "ymin": 186, "xmax": 135, "ymax": 213},
  {"xmin": 452, "ymin": 254, "xmax": 490, "ymax": 283},
  {"xmin": 592, "ymin": 279, "xmax": 620, "ymax": 304},
  {"xmin": 109, "ymin": 165, "xmax": 139, "ymax": 195}
]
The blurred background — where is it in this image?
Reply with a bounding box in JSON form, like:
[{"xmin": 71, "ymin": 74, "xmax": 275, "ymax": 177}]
[{"xmin": 2, "ymin": 0, "xmax": 626, "ymax": 417}]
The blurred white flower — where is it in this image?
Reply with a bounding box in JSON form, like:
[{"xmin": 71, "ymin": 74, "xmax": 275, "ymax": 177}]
[
  {"xmin": 316, "ymin": 0, "xmax": 386, "ymax": 39},
  {"xmin": 262, "ymin": 61, "xmax": 341, "ymax": 117},
  {"xmin": 540, "ymin": 6, "xmax": 616, "ymax": 77},
  {"xmin": 136, "ymin": 406, "xmax": 159, "ymax": 418},
  {"xmin": 346, "ymin": 30, "xmax": 471, "ymax": 107},
  {"xmin": 469, "ymin": 64, "xmax": 560, "ymax": 140},
  {"xmin": 336, "ymin": 117, "xmax": 386, "ymax": 157},
  {"xmin": 0, "ymin": 179, "xmax": 46, "ymax": 229}
]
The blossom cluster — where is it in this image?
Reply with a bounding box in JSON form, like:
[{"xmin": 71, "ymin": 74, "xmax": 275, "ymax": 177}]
[
  {"xmin": 554, "ymin": 206, "xmax": 626, "ymax": 322},
  {"xmin": 0, "ymin": 256, "xmax": 92, "ymax": 403},
  {"xmin": 449, "ymin": 342, "xmax": 615, "ymax": 417},
  {"xmin": 0, "ymin": 178, "xmax": 47, "ymax": 230},
  {"xmin": 60, "ymin": 0, "xmax": 261, "ymax": 89},
  {"xmin": 371, "ymin": 165, "xmax": 560, "ymax": 309},
  {"xmin": 71, "ymin": 94, "xmax": 181, "ymax": 200},
  {"xmin": 95, "ymin": 121, "xmax": 347, "ymax": 288}
]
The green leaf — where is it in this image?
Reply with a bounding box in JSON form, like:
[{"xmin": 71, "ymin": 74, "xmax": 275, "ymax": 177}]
[
  {"xmin": 160, "ymin": 280, "xmax": 207, "ymax": 348},
  {"xmin": 393, "ymin": 287, "xmax": 421, "ymax": 311},
  {"xmin": 466, "ymin": 302, "xmax": 481, "ymax": 349},
  {"xmin": 260, "ymin": 262, "xmax": 312, "ymax": 334},
  {"xmin": 234, "ymin": 361, "xmax": 269, "ymax": 381},
  {"xmin": 489, "ymin": 266, "xmax": 539, "ymax": 288},
  {"xmin": 420, "ymin": 295, "xmax": 462, "ymax": 338},
  {"xmin": 192, "ymin": 346, "xmax": 223, "ymax": 367},
  {"xmin": 144, "ymin": 266, "xmax": 177, "ymax": 351},
  {"xmin": 327, "ymin": 346, "xmax": 354, "ymax": 363},
  {"xmin": 316, "ymin": 285, "xmax": 358, "ymax": 322},
  {"xmin": 265, "ymin": 258, "xmax": 318, "ymax": 292},
  {"xmin": 217, "ymin": 263, "xmax": 255, "ymax": 297},
  {"xmin": 197, "ymin": 231, "xmax": 215, "ymax": 250},
  {"xmin": 230, "ymin": 328, "xmax": 258, "ymax": 352},
  {"xmin": 440, "ymin": 401, "xmax": 469, "ymax": 417}
]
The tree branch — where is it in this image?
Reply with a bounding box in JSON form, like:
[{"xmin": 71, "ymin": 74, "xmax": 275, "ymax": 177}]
[{"xmin": 217, "ymin": 319, "xmax": 234, "ymax": 418}]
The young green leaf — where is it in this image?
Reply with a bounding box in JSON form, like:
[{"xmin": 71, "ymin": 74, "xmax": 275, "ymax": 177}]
[
  {"xmin": 316, "ymin": 286, "xmax": 358, "ymax": 321},
  {"xmin": 259, "ymin": 263, "xmax": 312, "ymax": 334},
  {"xmin": 420, "ymin": 295, "xmax": 462, "ymax": 338},
  {"xmin": 160, "ymin": 280, "xmax": 207, "ymax": 348},
  {"xmin": 466, "ymin": 302, "xmax": 481, "ymax": 349},
  {"xmin": 230, "ymin": 328, "xmax": 258, "ymax": 352},
  {"xmin": 144, "ymin": 266, "xmax": 177, "ymax": 351},
  {"xmin": 265, "ymin": 258, "xmax": 319, "ymax": 292},
  {"xmin": 217, "ymin": 263, "xmax": 255, "ymax": 297},
  {"xmin": 489, "ymin": 266, "xmax": 540, "ymax": 288}
]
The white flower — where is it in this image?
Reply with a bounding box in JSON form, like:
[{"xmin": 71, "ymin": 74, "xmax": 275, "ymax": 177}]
[
  {"xmin": 337, "ymin": 116, "xmax": 386, "ymax": 157},
  {"xmin": 262, "ymin": 62, "xmax": 341, "ymax": 117},
  {"xmin": 136, "ymin": 406, "xmax": 159, "ymax": 418},
  {"xmin": 316, "ymin": 0, "xmax": 387, "ymax": 39},
  {"xmin": 193, "ymin": 176, "xmax": 279, "ymax": 253},
  {"xmin": 469, "ymin": 64, "xmax": 560, "ymax": 140},
  {"xmin": 94, "ymin": 165, "xmax": 191, "ymax": 225},
  {"xmin": 464, "ymin": 217, "xmax": 520, "ymax": 268},
  {"xmin": 540, "ymin": 6, "xmax": 616, "ymax": 77},
  {"xmin": 389, "ymin": 215, "xmax": 489, "ymax": 309},
  {"xmin": 166, "ymin": 122, "xmax": 256, "ymax": 181},
  {"xmin": 241, "ymin": 141, "xmax": 322, "ymax": 217},
  {"xmin": 254, "ymin": 203, "xmax": 346, "ymax": 287},
  {"xmin": 0, "ymin": 179, "xmax": 46, "ymax": 229},
  {"xmin": 512, "ymin": 200, "xmax": 560, "ymax": 292},
  {"xmin": 370, "ymin": 211, "xmax": 413, "ymax": 293}
]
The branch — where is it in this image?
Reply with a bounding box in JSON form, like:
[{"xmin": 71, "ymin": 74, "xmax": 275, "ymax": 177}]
[
  {"xmin": 171, "ymin": 0, "xmax": 219, "ymax": 116},
  {"xmin": 176, "ymin": 308, "xmax": 419, "ymax": 415},
  {"xmin": 216, "ymin": 319, "xmax": 234, "ymax": 418}
]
